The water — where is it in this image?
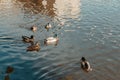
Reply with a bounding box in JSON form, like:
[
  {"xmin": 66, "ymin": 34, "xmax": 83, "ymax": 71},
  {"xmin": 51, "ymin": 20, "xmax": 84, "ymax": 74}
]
[{"xmin": 0, "ymin": 0, "xmax": 120, "ymax": 80}]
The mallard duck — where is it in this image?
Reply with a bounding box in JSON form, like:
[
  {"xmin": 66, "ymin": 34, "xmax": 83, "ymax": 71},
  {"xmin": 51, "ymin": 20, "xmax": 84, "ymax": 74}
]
[
  {"xmin": 44, "ymin": 34, "xmax": 59, "ymax": 46},
  {"xmin": 80, "ymin": 57, "xmax": 92, "ymax": 72},
  {"xmin": 22, "ymin": 35, "xmax": 34, "ymax": 43},
  {"xmin": 30, "ymin": 25, "xmax": 37, "ymax": 32},
  {"xmin": 27, "ymin": 42, "xmax": 40, "ymax": 51},
  {"xmin": 45, "ymin": 23, "xmax": 52, "ymax": 31}
]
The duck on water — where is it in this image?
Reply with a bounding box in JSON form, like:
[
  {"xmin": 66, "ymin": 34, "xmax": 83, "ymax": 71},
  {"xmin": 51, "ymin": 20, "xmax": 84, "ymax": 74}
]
[
  {"xmin": 27, "ymin": 42, "xmax": 40, "ymax": 52},
  {"xmin": 22, "ymin": 35, "xmax": 34, "ymax": 43},
  {"xmin": 44, "ymin": 34, "xmax": 59, "ymax": 46},
  {"xmin": 30, "ymin": 25, "xmax": 37, "ymax": 32},
  {"xmin": 80, "ymin": 57, "xmax": 92, "ymax": 72},
  {"xmin": 45, "ymin": 23, "xmax": 52, "ymax": 31}
]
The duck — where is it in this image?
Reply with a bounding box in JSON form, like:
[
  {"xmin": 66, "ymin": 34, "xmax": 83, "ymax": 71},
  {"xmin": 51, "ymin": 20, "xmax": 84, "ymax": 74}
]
[
  {"xmin": 80, "ymin": 57, "xmax": 92, "ymax": 72},
  {"xmin": 27, "ymin": 42, "xmax": 40, "ymax": 52},
  {"xmin": 45, "ymin": 23, "xmax": 52, "ymax": 31},
  {"xmin": 44, "ymin": 34, "xmax": 59, "ymax": 46},
  {"xmin": 22, "ymin": 35, "xmax": 34, "ymax": 43},
  {"xmin": 30, "ymin": 25, "xmax": 37, "ymax": 32}
]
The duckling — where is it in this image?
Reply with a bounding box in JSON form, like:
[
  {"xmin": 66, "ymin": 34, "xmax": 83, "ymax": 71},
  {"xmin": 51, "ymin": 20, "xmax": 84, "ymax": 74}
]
[
  {"xmin": 30, "ymin": 25, "xmax": 37, "ymax": 32},
  {"xmin": 44, "ymin": 34, "xmax": 59, "ymax": 46},
  {"xmin": 45, "ymin": 23, "xmax": 52, "ymax": 31},
  {"xmin": 22, "ymin": 35, "xmax": 34, "ymax": 43},
  {"xmin": 80, "ymin": 57, "xmax": 92, "ymax": 72},
  {"xmin": 27, "ymin": 42, "xmax": 40, "ymax": 52}
]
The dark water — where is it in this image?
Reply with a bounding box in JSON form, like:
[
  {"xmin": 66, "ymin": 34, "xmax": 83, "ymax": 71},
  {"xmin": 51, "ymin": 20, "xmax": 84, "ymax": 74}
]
[{"xmin": 0, "ymin": 0, "xmax": 120, "ymax": 80}]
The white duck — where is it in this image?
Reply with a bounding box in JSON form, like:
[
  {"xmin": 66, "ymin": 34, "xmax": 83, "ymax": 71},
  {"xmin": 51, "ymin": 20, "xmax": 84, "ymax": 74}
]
[{"xmin": 44, "ymin": 34, "xmax": 59, "ymax": 46}]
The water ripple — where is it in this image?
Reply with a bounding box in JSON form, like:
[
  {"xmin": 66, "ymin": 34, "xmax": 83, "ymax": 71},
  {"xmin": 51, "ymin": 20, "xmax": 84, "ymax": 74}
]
[{"xmin": 0, "ymin": 0, "xmax": 120, "ymax": 80}]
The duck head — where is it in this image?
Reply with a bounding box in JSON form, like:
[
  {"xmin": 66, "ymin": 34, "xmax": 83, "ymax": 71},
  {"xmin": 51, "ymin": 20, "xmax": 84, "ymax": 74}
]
[
  {"xmin": 81, "ymin": 57, "xmax": 86, "ymax": 61},
  {"xmin": 54, "ymin": 34, "xmax": 58, "ymax": 38},
  {"xmin": 30, "ymin": 35, "xmax": 34, "ymax": 39}
]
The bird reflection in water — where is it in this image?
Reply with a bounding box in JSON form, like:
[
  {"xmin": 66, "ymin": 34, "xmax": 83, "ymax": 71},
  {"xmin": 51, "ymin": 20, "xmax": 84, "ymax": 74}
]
[
  {"xmin": 18, "ymin": 0, "xmax": 56, "ymax": 17},
  {"xmin": 4, "ymin": 75, "xmax": 10, "ymax": 80},
  {"xmin": 4, "ymin": 66, "xmax": 14, "ymax": 80}
]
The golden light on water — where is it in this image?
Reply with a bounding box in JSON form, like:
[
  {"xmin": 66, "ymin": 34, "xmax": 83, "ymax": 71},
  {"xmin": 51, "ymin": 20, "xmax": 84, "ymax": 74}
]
[
  {"xmin": 0, "ymin": 0, "xmax": 13, "ymax": 6},
  {"xmin": 0, "ymin": 0, "xmax": 23, "ymax": 24},
  {"xmin": 0, "ymin": 0, "xmax": 12, "ymax": 3},
  {"xmin": 54, "ymin": 0, "xmax": 81, "ymax": 18},
  {"xmin": 0, "ymin": 0, "xmax": 81, "ymax": 22}
]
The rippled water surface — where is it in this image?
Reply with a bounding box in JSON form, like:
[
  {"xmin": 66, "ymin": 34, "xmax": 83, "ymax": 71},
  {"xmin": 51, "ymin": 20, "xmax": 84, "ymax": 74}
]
[{"xmin": 0, "ymin": 0, "xmax": 120, "ymax": 80}]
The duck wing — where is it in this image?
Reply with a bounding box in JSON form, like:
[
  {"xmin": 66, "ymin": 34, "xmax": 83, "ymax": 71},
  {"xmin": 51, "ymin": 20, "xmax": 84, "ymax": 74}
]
[
  {"xmin": 85, "ymin": 62, "xmax": 89, "ymax": 69},
  {"xmin": 27, "ymin": 45, "xmax": 40, "ymax": 51},
  {"xmin": 27, "ymin": 45, "xmax": 35, "ymax": 51}
]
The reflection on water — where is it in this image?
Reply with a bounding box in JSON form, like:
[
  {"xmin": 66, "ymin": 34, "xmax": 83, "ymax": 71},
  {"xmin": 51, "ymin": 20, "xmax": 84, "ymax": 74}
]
[
  {"xmin": 0, "ymin": 0, "xmax": 120, "ymax": 80},
  {"xmin": 17, "ymin": 0, "xmax": 81, "ymax": 19},
  {"xmin": 18, "ymin": 0, "xmax": 56, "ymax": 17},
  {"xmin": 54, "ymin": 0, "xmax": 81, "ymax": 18}
]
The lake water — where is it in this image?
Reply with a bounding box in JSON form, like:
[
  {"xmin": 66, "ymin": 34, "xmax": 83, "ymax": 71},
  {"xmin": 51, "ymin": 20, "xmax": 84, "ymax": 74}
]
[{"xmin": 0, "ymin": 0, "xmax": 120, "ymax": 80}]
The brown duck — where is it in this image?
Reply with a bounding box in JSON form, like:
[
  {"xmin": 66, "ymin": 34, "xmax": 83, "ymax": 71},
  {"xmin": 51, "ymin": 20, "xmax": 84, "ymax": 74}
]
[
  {"xmin": 22, "ymin": 35, "xmax": 34, "ymax": 43},
  {"xmin": 27, "ymin": 42, "xmax": 40, "ymax": 51}
]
